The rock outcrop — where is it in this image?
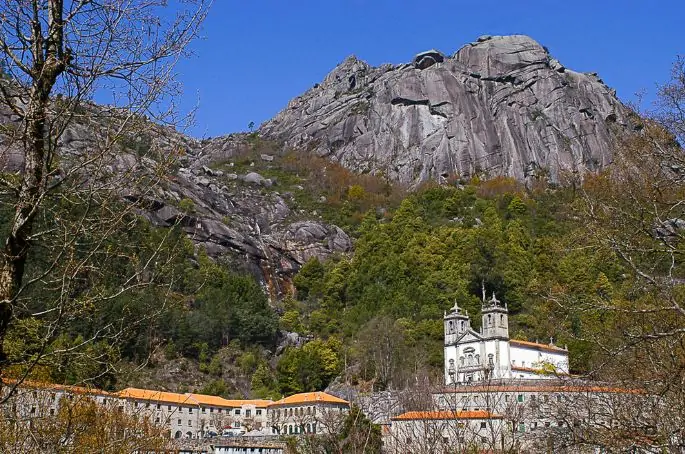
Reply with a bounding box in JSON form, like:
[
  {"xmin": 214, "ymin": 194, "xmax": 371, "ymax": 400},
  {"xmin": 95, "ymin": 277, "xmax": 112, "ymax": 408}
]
[{"xmin": 260, "ymin": 35, "xmax": 632, "ymax": 185}]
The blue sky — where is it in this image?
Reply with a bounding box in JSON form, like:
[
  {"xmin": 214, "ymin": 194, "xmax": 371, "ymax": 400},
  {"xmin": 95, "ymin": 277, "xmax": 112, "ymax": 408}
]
[{"xmin": 174, "ymin": 0, "xmax": 684, "ymax": 138}]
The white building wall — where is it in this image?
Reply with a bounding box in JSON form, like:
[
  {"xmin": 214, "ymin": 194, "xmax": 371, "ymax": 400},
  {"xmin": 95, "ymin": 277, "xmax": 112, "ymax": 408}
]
[{"xmin": 509, "ymin": 346, "xmax": 568, "ymax": 374}]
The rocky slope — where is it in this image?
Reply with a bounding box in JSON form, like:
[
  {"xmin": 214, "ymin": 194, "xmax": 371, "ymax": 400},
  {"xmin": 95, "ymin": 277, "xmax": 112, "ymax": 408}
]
[
  {"xmin": 138, "ymin": 134, "xmax": 352, "ymax": 300},
  {"xmin": 260, "ymin": 35, "xmax": 632, "ymax": 185},
  {"xmin": 0, "ymin": 100, "xmax": 352, "ymax": 300}
]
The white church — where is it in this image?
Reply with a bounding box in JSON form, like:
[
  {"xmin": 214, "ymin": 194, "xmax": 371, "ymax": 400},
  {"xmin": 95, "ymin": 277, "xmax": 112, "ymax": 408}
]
[{"xmin": 444, "ymin": 292, "xmax": 569, "ymax": 384}]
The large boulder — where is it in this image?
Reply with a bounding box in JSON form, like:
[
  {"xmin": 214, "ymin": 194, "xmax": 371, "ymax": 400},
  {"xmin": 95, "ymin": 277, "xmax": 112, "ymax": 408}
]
[{"xmin": 414, "ymin": 49, "xmax": 446, "ymax": 70}]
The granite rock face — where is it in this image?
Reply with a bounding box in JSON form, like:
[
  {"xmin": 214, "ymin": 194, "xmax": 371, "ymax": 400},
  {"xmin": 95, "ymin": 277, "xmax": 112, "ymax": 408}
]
[{"xmin": 260, "ymin": 35, "xmax": 631, "ymax": 185}]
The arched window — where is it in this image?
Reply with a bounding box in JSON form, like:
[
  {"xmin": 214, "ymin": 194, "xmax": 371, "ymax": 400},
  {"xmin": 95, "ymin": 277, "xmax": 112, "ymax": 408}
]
[
  {"xmin": 488, "ymin": 314, "xmax": 492, "ymax": 325},
  {"xmin": 459, "ymin": 356, "xmax": 464, "ymax": 366},
  {"xmin": 467, "ymin": 354, "xmax": 473, "ymax": 366},
  {"xmin": 306, "ymin": 423, "xmax": 311, "ymax": 433},
  {"xmin": 461, "ymin": 320, "xmax": 465, "ymax": 330},
  {"xmin": 448, "ymin": 321, "xmax": 454, "ymax": 333},
  {"xmin": 174, "ymin": 431, "xmax": 182, "ymax": 439},
  {"xmin": 500, "ymin": 314, "xmax": 504, "ymax": 325},
  {"xmin": 475, "ymin": 354, "xmax": 480, "ymax": 365},
  {"xmin": 488, "ymin": 354, "xmax": 494, "ymax": 365},
  {"xmin": 185, "ymin": 431, "xmax": 193, "ymax": 439}
]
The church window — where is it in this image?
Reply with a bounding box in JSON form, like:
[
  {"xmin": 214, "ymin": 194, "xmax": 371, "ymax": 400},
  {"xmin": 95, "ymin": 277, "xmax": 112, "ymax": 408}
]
[
  {"xmin": 500, "ymin": 314, "xmax": 504, "ymax": 325},
  {"xmin": 488, "ymin": 354, "xmax": 494, "ymax": 365},
  {"xmin": 460, "ymin": 321, "xmax": 465, "ymax": 330},
  {"xmin": 475, "ymin": 354, "xmax": 480, "ymax": 365},
  {"xmin": 448, "ymin": 321, "xmax": 454, "ymax": 333},
  {"xmin": 487, "ymin": 314, "xmax": 492, "ymax": 325},
  {"xmin": 459, "ymin": 356, "xmax": 464, "ymax": 366},
  {"xmin": 467, "ymin": 354, "xmax": 473, "ymax": 365}
]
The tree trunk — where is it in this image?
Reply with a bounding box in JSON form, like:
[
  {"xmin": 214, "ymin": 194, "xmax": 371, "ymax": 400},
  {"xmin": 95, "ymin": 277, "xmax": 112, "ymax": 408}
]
[{"xmin": 0, "ymin": 0, "xmax": 64, "ymax": 374}]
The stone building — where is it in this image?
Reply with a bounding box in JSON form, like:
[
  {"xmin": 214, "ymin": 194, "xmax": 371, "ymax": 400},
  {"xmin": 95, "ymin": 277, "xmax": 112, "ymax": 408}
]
[
  {"xmin": 383, "ymin": 410, "xmax": 506, "ymax": 453},
  {"xmin": 118, "ymin": 388, "xmax": 271, "ymax": 439},
  {"xmin": 267, "ymin": 391, "xmax": 349, "ymax": 436},
  {"xmin": 443, "ymin": 292, "xmax": 569, "ymax": 384}
]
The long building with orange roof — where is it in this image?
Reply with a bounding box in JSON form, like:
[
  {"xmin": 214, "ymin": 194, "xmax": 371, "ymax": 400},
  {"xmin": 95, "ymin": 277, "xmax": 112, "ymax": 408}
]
[
  {"xmin": 117, "ymin": 387, "xmax": 273, "ymax": 439},
  {"xmin": 385, "ymin": 409, "xmax": 508, "ymax": 453},
  {"xmin": 266, "ymin": 391, "xmax": 350, "ymax": 436}
]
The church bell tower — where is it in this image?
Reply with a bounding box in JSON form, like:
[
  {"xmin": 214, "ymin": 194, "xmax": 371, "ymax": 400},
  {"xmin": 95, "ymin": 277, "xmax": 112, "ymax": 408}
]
[
  {"xmin": 444, "ymin": 302, "xmax": 470, "ymax": 346},
  {"xmin": 481, "ymin": 291, "xmax": 509, "ymax": 340}
]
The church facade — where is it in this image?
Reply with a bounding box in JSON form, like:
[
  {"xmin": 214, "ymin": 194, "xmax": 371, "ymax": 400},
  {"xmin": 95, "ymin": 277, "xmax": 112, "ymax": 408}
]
[{"xmin": 443, "ymin": 293, "xmax": 569, "ymax": 384}]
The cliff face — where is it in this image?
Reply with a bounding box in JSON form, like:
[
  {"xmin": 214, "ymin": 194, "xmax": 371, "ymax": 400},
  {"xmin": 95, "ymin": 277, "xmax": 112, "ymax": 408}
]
[{"xmin": 260, "ymin": 35, "xmax": 631, "ymax": 185}]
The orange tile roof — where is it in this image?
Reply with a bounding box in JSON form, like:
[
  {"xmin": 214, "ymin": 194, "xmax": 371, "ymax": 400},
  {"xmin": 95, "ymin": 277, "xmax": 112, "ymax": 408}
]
[
  {"xmin": 269, "ymin": 391, "xmax": 349, "ymax": 407},
  {"xmin": 392, "ymin": 410, "xmax": 502, "ymax": 421},
  {"xmin": 117, "ymin": 388, "xmax": 274, "ymax": 408},
  {"xmin": 118, "ymin": 388, "xmax": 199, "ymax": 406},
  {"xmin": 510, "ymin": 339, "xmax": 568, "ymax": 353}
]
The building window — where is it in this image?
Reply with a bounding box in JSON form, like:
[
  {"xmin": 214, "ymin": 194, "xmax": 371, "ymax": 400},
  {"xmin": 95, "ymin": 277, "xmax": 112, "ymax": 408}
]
[
  {"xmin": 235, "ymin": 409, "xmax": 241, "ymax": 415},
  {"xmin": 178, "ymin": 419, "xmax": 181, "ymax": 425},
  {"xmin": 189, "ymin": 408, "xmax": 193, "ymax": 414},
  {"xmin": 168, "ymin": 405, "xmax": 172, "ymax": 411},
  {"xmin": 517, "ymin": 394, "xmax": 524, "ymax": 403},
  {"xmin": 406, "ymin": 437, "xmax": 412, "ymax": 444},
  {"xmin": 518, "ymin": 423, "xmax": 525, "ymax": 433},
  {"xmin": 156, "ymin": 417, "xmax": 160, "ymax": 423},
  {"xmin": 202, "ymin": 408, "xmax": 206, "ymax": 413},
  {"xmin": 210, "ymin": 408, "xmax": 214, "ymax": 413},
  {"xmin": 156, "ymin": 404, "xmax": 160, "ymax": 410},
  {"xmin": 480, "ymin": 422, "xmax": 487, "ymax": 429},
  {"xmin": 256, "ymin": 409, "xmax": 262, "ymax": 416},
  {"xmin": 188, "ymin": 420, "xmax": 192, "ymax": 427}
]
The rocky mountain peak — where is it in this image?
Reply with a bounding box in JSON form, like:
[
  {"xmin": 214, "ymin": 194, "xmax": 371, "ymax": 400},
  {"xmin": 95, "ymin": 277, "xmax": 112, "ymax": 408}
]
[{"xmin": 261, "ymin": 34, "xmax": 632, "ymax": 186}]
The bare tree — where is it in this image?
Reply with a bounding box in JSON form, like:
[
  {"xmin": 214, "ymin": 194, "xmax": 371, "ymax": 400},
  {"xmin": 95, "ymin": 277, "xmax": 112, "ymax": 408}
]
[
  {"xmin": 560, "ymin": 57, "xmax": 685, "ymax": 451},
  {"xmin": 0, "ymin": 385, "xmax": 168, "ymax": 453},
  {"xmin": 0, "ymin": 0, "xmax": 210, "ymax": 394}
]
